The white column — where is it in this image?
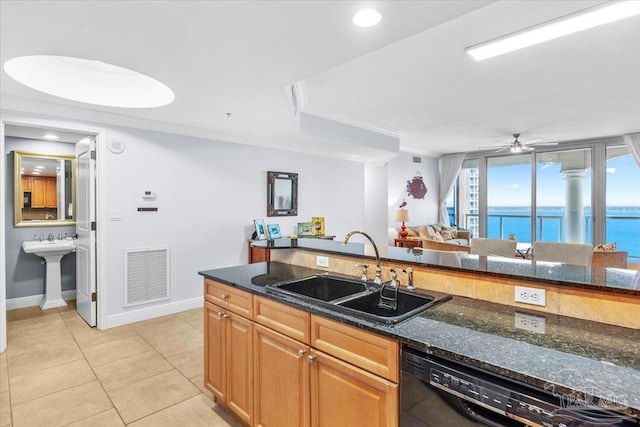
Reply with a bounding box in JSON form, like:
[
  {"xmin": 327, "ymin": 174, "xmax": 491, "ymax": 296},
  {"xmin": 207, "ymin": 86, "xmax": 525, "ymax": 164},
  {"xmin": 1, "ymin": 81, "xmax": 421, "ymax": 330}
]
[{"xmin": 563, "ymin": 169, "xmax": 586, "ymax": 243}]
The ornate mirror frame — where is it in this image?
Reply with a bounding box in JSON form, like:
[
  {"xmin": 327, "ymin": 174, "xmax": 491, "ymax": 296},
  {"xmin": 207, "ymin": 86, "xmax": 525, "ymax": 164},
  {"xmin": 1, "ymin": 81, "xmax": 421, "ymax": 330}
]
[
  {"xmin": 267, "ymin": 171, "xmax": 298, "ymax": 217},
  {"xmin": 14, "ymin": 150, "xmax": 77, "ymax": 227}
]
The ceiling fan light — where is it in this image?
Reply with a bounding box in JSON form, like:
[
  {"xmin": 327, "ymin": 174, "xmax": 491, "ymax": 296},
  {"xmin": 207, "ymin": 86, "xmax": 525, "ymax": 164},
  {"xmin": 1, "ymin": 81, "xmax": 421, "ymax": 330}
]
[{"xmin": 466, "ymin": 1, "xmax": 640, "ymax": 61}]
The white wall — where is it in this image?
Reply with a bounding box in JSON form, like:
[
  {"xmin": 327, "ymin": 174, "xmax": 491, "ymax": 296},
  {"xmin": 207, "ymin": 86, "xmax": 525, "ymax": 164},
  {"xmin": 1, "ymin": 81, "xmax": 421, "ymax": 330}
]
[
  {"xmin": 98, "ymin": 125, "xmax": 365, "ymax": 321},
  {"xmin": 386, "ymin": 151, "xmax": 439, "ymax": 243}
]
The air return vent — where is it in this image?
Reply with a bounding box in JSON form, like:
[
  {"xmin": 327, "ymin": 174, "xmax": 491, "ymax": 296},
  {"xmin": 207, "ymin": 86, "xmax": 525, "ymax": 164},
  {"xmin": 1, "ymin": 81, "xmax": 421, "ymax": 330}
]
[
  {"xmin": 125, "ymin": 247, "xmax": 170, "ymax": 307},
  {"xmin": 412, "ymin": 156, "xmax": 422, "ymax": 163}
]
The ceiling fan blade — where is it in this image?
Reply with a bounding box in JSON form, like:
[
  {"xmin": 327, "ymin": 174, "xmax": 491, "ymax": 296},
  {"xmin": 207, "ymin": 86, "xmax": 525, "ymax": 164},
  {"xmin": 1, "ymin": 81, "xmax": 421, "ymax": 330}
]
[
  {"xmin": 525, "ymin": 141, "xmax": 558, "ymax": 146},
  {"xmin": 521, "ymin": 137, "xmax": 545, "ymax": 145}
]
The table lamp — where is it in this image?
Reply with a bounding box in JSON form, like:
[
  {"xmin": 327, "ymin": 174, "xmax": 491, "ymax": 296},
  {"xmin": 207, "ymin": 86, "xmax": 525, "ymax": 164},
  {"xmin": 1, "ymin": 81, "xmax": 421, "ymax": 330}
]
[{"xmin": 395, "ymin": 209, "xmax": 410, "ymax": 238}]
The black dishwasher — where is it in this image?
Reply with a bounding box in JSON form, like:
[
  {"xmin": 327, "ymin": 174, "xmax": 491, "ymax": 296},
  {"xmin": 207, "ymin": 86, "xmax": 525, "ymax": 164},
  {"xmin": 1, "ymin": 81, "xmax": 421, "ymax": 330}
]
[{"xmin": 401, "ymin": 346, "xmax": 637, "ymax": 427}]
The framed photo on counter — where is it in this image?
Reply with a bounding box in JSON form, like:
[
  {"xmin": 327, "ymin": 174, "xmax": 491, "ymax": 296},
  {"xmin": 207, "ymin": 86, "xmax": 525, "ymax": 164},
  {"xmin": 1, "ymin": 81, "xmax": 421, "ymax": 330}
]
[
  {"xmin": 266, "ymin": 224, "xmax": 282, "ymax": 239},
  {"xmin": 254, "ymin": 219, "xmax": 268, "ymax": 240}
]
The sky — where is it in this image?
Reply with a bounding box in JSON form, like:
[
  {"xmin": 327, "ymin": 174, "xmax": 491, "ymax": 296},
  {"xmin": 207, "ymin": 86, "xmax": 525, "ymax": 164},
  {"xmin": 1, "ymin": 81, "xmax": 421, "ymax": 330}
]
[{"xmin": 486, "ymin": 153, "xmax": 639, "ymax": 207}]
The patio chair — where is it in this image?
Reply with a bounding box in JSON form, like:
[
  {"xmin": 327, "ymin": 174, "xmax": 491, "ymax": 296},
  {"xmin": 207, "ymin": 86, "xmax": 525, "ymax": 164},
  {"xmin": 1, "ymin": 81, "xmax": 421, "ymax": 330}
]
[
  {"xmin": 532, "ymin": 242, "xmax": 593, "ymax": 266},
  {"xmin": 470, "ymin": 238, "xmax": 517, "ymax": 258}
]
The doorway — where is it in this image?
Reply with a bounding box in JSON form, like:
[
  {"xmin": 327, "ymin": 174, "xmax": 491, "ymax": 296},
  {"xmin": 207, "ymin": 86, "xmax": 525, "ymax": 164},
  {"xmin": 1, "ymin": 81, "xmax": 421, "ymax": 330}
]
[{"xmin": 1, "ymin": 115, "xmax": 106, "ymax": 351}]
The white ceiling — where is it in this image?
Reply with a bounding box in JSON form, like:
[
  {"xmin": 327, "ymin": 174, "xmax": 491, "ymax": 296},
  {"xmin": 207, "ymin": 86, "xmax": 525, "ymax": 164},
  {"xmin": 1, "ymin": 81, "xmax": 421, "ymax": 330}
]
[{"xmin": 1, "ymin": 1, "xmax": 639, "ymax": 162}]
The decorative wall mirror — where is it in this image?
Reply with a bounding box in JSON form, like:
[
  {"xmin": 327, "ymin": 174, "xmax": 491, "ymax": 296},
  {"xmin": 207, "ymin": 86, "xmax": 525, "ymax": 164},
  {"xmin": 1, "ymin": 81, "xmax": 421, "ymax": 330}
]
[
  {"xmin": 267, "ymin": 171, "xmax": 298, "ymax": 216},
  {"xmin": 14, "ymin": 151, "xmax": 76, "ymax": 227}
]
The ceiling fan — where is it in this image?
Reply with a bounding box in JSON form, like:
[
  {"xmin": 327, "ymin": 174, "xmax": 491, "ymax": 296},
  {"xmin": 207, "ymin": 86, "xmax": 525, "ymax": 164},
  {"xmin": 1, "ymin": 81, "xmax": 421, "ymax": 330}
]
[{"xmin": 481, "ymin": 134, "xmax": 558, "ymax": 153}]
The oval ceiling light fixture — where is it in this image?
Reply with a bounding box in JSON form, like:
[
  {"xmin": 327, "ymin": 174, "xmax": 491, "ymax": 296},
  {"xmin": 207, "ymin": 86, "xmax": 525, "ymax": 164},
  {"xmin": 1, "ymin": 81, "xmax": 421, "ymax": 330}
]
[
  {"xmin": 3, "ymin": 55, "xmax": 175, "ymax": 108},
  {"xmin": 353, "ymin": 9, "xmax": 382, "ymax": 27},
  {"xmin": 42, "ymin": 134, "xmax": 59, "ymax": 140}
]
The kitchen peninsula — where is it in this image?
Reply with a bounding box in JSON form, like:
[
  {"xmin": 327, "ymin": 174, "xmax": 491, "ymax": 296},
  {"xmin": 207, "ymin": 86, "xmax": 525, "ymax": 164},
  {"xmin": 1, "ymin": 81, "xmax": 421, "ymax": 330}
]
[{"xmin": 199, "ymin": 238, "xmax": 640, "ymax": 426}]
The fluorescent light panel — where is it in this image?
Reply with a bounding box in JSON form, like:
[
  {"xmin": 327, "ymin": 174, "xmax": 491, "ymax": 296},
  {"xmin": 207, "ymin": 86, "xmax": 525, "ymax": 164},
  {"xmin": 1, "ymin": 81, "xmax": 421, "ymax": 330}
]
[{"xmin": 467, "ymin": 1, "xmax": 640, "ymax": 61}]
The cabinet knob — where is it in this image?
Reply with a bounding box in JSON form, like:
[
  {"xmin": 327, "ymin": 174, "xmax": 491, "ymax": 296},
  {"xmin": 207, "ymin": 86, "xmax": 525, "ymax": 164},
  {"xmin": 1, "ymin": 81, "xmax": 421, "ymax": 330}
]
[
  {"xmin": 298, "ymin": 349, "xmax": 306, "ymax": 356},
  {"xmin": 307, "ymin": 355, "xmax": 316, "ymax": 362},
  {"xmin": 221, "ymin": 294, "xmax": 229, "ymax": 300},
  {"xmin": 217, "ymin": 311, "xmax": 229, "ymax": 319}
]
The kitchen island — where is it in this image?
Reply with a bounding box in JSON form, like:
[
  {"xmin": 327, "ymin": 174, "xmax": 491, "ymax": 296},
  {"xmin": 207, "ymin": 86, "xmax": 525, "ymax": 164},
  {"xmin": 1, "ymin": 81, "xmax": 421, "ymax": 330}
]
[{"xmin": 199, "ymin": 260, "xmax": 640, "ymax": 425}]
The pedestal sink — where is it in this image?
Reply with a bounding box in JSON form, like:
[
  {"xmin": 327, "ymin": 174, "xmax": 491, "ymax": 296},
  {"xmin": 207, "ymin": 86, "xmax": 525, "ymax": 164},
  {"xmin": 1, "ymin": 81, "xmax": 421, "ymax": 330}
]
[{"xmin": 22, "ymin": 239, "xmax": 77, "ymax": 309}]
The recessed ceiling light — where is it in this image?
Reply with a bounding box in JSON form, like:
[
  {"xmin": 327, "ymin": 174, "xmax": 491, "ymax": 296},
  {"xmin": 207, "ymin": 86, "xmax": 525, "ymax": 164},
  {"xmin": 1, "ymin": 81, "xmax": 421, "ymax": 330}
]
[
  {"xmin": 42, "ymin": 134, "xmax": 59, "ymax": 140},
  {"xmin": 466, "ymin": 1, "xmax": 640, "ymax": 61},
  {"xmin": 3, "ymin": 55, "xmax": 175, "ymax": 108},
  {"xmin": 353, "ymin": 9, "xmax": 382, "ymax": 27}
]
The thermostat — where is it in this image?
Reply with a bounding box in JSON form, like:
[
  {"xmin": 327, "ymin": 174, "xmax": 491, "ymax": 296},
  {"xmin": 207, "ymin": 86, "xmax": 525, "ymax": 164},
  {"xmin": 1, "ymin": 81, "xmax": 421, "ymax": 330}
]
[{"xmin": 142, "ymin": 190, "xmax": 156, "ymax": 200}]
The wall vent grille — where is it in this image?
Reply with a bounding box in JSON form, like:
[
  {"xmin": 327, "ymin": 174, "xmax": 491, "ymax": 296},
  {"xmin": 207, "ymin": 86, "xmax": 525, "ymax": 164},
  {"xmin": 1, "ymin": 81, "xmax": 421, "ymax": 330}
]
[
  {"xmin": 125, "ymin": 247, "xmax": 170, "ymax": 307},
  {"xmin": 412, "ymin": 156, "xmax": 422, "ymax": 164}
]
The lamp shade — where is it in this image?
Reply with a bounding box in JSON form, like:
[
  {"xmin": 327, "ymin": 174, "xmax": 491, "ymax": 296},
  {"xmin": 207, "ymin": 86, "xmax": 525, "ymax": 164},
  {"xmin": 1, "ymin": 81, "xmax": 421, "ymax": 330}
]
[{"xmin": 395, "ymin": 209, "xmax": 410, "ymax": 222}]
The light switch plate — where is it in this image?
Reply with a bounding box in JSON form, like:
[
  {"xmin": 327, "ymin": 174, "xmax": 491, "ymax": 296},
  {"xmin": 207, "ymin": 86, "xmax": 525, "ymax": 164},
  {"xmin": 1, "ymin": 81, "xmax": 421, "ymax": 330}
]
[
  {"xmin": 515, "ymin": 285, "xmax": 546, "ymax": 307},
  {"xmin": 109, "ymin": 210, "xmax": 122, "ymax": 221}
]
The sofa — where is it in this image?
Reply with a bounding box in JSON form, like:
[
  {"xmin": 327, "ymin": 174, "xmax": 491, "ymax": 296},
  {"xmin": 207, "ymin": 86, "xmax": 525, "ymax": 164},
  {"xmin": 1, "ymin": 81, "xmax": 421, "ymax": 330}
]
[{"xmin": 403, "ymin": 224, "xmax": 471, "ymax": 253}]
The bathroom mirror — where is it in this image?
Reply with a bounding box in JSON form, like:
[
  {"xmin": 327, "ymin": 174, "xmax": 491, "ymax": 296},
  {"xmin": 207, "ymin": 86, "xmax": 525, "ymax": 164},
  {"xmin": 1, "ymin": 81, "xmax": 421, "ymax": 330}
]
[
  {"xmin": 267, "ymin": 171, "xmax": 298, "ymax": 216},
  {"xmin": 14, "ymin": 151, "xmax": 76, "ymax": 227}
]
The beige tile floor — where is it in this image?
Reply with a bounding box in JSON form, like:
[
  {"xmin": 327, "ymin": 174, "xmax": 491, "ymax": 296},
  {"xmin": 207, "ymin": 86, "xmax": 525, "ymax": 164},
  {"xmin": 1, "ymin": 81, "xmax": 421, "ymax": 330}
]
[{"xmin": 0, "ymin": 301, "xmax": 243, "ymax": 427}]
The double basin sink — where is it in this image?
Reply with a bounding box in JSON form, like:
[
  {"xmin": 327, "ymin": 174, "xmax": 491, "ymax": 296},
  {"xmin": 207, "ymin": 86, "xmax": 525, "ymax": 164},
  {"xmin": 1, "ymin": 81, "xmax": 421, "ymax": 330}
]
[{"xmin": 266, "ymin": 275, "xmax": 451, "ymax": 324}]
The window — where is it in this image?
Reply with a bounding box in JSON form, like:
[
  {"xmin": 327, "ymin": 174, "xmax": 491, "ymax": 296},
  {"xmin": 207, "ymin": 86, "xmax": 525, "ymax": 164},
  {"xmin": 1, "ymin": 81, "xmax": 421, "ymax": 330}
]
[
  {"xmin": 606, "ymin": 145, "xmax": 640, "ymax": 264},
  {"xmin": 453, "ymin": 138, "xmax": 639, "ymax": 264}
]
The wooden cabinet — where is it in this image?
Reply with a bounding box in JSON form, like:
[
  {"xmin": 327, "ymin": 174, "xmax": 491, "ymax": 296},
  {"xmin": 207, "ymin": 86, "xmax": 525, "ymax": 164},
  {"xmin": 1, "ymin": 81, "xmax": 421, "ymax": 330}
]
[
  {"xmin": 204, "ymin": 281, "xmax": 254, "ymax": 426},
  {"xmin": 45, "ymin": 177, "xmax": 57, "ymax": 207},
  {"xmin": 22, "ymin": 175, "xmax": 57, "ymax": 208},
  {"xmin": 204, "ymin": 280, "xmax": 399, "ymax": 427},
  {"xmin": 31, "ymin": 177, "xmax": 46, "ymax": 208},
  {"xmin": 251, "ymin": 296, "xmax": 398, "ymax": 427},
  {"xmin": 254, "ymin": 324, "xmax": 311, "ymax": 427},
  {"xmin": 311, "ymin": 350, "xmax": 398, "ymax": 427}
]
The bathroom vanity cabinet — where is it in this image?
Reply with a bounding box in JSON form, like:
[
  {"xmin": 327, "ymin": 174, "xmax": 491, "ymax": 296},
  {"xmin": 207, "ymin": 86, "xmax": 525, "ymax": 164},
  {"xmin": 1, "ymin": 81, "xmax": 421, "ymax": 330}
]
[{"xmin": 204, "ymin": 279, "xmax": 399, "ymax": 427}]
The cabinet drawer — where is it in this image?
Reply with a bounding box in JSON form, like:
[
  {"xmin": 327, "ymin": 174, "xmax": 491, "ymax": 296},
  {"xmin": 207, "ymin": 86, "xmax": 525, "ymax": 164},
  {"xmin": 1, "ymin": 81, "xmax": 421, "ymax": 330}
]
[
  {"xmin": 204, "ymin": 279, "xmax": 253, "ymax": 318},
  {"xmin": 254, "ymin": 296, "xmax": 310, "ymax": 344},
  {"xmin": 311, "ymin": 315, "xmax": 399, "ymax": 382}
]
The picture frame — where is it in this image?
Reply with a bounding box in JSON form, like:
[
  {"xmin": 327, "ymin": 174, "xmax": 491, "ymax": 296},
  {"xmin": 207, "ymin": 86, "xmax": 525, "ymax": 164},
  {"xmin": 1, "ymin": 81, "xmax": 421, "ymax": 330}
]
[
  {"xmin": 266, "ymin": 224, "xmax": 282, "ymax": 239},
  {"xmin": 297, "ymin": 222, "xmax": 315, "ymax": 237},
  {"xmin": 311, "ymin": 216, "xmax": 325, "ymax": 237},
  {"xmin": 253, "ymin": 219, "xmax": 268, "ymax": 240}
]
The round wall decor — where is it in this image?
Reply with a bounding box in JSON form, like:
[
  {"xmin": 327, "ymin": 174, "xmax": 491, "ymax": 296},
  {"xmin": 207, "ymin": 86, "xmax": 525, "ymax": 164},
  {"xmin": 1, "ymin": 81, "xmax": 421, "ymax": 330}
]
[{"xmin": 406, "ymin": 171, "xmax": 427, "ymax": 199}]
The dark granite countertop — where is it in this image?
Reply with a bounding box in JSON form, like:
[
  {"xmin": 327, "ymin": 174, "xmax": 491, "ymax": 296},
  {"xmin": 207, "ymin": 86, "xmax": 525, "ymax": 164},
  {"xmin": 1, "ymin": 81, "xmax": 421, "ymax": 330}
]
[
  {"xmin": 199, "ymin": 261, "xmax": 640, "ymax": 418},
  {"xmin": 252, "ymin": 238, "xmax": 640, "ymax": 296}
]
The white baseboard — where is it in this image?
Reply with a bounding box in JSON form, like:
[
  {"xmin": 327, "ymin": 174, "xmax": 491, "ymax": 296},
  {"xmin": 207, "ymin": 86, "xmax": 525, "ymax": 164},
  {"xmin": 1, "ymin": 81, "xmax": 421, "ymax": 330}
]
[
  {"xmin": 6, "ymin": 290, "xmax": 77, "ymax": 310},
  {"xmin": 104, "ymin": 297, "xmax": 204, "ymax": 329}
]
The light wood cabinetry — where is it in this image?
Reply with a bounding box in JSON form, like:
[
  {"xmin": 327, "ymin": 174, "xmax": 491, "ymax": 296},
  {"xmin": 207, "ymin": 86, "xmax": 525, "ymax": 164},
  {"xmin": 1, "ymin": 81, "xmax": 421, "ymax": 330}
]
[
  {"xmin": 45, "ymin": 177, "xmax": 57, "ymax": 207},
  {"xmin": 254, "ymin": 324, "xmax": 311, "ymax": 427},
  {"xmin": 311, "ymin": 350, "xmax": 398, "ymax": 427},
  {"xmin": 204, "ymin": 280, "xmax": 254, "ymax": 426},
  {"xmin": 251, "ymin": 296, "xmax": 398, "ymax": 427},
  {"xmin": 204, "ymin": 280, "xmax": 400, "ymax": 427},
  {"xmin": 22, "ymin": 175, "xmax": 57, "ymax": 208}
]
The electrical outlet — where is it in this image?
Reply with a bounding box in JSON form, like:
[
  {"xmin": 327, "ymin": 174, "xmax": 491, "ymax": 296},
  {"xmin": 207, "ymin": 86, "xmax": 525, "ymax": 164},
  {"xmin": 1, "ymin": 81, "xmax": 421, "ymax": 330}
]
[
  {"xmin": 316, "ymin": 256, "xmax": 329, "ymax": 268},
  {"xmin": 515, "ymin": 286, "xmax": 546, "ymax": 307},
  {"xmin": 515, "ymin": 312, "xmax": 546, "ymax": 334}
]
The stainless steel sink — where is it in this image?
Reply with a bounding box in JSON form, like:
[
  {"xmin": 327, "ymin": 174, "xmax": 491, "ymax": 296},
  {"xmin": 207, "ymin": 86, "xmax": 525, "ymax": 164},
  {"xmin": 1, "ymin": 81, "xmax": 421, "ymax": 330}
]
[
  {"xmin": 266, "ymin": 275, "xmax": 370, "ymax": 302},
  {"xmin": 266, "ymin": 274, "xmax": 451, "ymax": 324},
  {"xmin": 335, "ymin": 288, "xmax": 451, "ymax": 324}
]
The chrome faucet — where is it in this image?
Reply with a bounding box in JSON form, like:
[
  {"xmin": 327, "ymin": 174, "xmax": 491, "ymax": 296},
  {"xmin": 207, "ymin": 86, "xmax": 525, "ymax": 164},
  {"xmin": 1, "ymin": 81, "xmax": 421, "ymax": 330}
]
[
  {"xmin": 343, "ymin": 231, "xmax": 382, "ymax": 284},
  {"xmin": 388, "ymin": 268, "xmax": 400, "ymax": 288},
  {"xmin": 47, "ymin": 233, "xmax": 55, "ymax": 242},
  {"xmin": 403, "ymin": 267, "xmax": 414, "ymax": 291},
  {"xmin": 355, "ymin": 263, "xmax": 369, "ymax": 282}
]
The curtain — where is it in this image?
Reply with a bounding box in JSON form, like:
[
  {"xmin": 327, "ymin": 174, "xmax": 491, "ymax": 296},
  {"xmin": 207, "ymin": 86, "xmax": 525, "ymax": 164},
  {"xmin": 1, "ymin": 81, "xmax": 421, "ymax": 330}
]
[
  {"xmin": 438, "ymin": 153, "xmax": 466, "ymax": 226},
  {"xmin": 623, "ymin": 133, "xmax": 640, "ymax": 167}
]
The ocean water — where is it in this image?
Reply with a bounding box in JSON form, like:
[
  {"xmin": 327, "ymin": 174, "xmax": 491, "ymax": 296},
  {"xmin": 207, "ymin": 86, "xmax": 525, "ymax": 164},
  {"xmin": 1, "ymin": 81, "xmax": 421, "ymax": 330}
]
[{"xmin": 484, "ymin": 207, "xmax": 640, "ymax": 261}]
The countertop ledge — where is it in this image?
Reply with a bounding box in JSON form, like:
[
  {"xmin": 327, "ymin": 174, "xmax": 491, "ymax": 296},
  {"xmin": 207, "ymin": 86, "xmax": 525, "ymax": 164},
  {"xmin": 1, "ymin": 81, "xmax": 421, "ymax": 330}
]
[{"xmin": 199, "ymin": 261, "xmax": 640, "ymax": 418}]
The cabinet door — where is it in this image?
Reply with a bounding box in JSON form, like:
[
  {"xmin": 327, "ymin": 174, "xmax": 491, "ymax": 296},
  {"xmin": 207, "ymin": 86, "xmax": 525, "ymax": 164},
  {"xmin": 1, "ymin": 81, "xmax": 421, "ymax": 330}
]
[
  {"xmin": 45, "ymin": 177, "xmax": 57, "ymax": 208},
  {"xmin": 22, "ymin": 176, "xmax": 32, "ymax": 191},
  {"xmin": 31, "ymin": 177, "xmax": 46, "ymax": 208},
  {"xmin": 254, "ymin": 324, "xmax": 310, "ymax": 427},
  {"xmin": 226, "ymin": 312, "xmax": 254, "ymax": 426},
  {"xmin": 204, "ymin": 302, "xmax": 226, "ymax": 402},
  {"xmin": 310, "ymin": 350, "xmax": 398, "ymax": 427}
]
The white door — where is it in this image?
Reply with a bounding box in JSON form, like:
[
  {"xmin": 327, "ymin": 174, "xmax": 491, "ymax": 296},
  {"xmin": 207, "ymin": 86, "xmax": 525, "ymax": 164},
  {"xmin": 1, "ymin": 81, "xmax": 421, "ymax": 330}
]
[{"xmin": 76, "ymin": 136, "xmax": 97, "ymax": 326}]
